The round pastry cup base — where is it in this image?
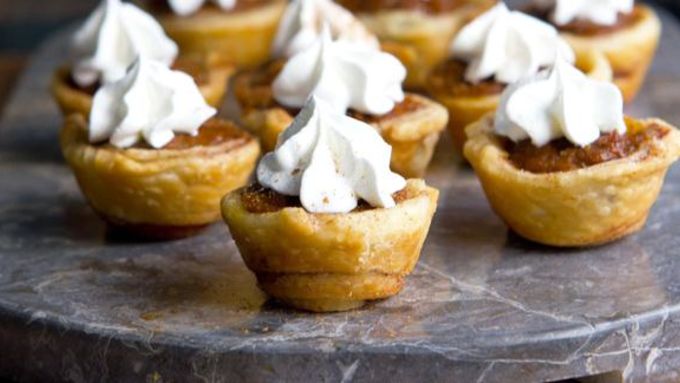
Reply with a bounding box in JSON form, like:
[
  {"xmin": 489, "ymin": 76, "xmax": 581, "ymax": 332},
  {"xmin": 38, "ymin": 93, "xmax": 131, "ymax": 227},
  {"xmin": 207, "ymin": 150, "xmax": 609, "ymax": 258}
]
[
  {"xmin": 464, "ymin": 115, "xmax": 680, "ymax": 248},
  {"xmin": 256, "ymin": 273, "xmax": 406, "ymax": 313},
  {"xmin": 507, "ymin": 213, "xmax": 648, "ymax": 249}
]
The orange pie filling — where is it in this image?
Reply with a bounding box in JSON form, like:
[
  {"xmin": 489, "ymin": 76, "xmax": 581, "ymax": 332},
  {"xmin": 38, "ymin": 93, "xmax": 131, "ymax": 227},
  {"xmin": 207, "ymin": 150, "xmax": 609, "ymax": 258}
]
[
  {"xmin": 136, "ymin": 118, "xmax": 252, "ymax": 151},
  {"xmin": 505, "ymin": 121, "xmax": 669, "ymax": 174},
  {"xmin": 428, "ymin": 59, "xmax": 506, "ymax": 98},
  {"xmin": 140, "ymin": 0, "xmax": 270, "ymax": 15},
  {"xmin": 335, "ymin": 0, "xmax": 469, "ymax": 14},
  {"xmin": 239, "ymin": 184, "xmax": 413, "ymax": 214}
]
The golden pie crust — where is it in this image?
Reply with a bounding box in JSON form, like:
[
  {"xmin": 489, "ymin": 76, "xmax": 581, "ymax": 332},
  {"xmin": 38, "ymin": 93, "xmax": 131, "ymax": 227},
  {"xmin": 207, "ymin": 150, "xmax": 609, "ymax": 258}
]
[
  {"xmin": 51, "ymin": 63, "xmax": 233, "ymax": 117},
  {"xmin": 358, "ymin": 0, "xmax": 496, "ymax": 90},
  {"xmin": 234, "ymin": 66, "xmax": 448, "ymax": 177},
  {"xmin": 559, "ymin": 5, "xmax": 661, "ymax": 103},
  {"xmin": 61, "ymin": 115, "xmax": 261, "ymax": 239},
  {"xmin": 464, "ymin": 114, "xmax": 680, "ymax": 247},
  {"xmin": 152, "ymin": 0, "xmax": 286, "ymax": 69},
  {"xmin": 221, "ymin": 179, "xmax": 439, "ymax": 312},
  {"xmin": 427, "ymin": 49, "xmax": 613, "ymax": 153}
]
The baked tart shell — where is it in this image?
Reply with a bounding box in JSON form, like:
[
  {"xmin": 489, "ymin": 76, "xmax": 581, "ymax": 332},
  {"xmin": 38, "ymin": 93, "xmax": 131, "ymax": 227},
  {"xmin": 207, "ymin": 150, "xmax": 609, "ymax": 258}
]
[
  {"xmin": 51, "ymin": 64, "xmax": 233, "ymax": 117},
  {"xmin": 233, "ymin": 80, "xmax": 449, "ymax": 178},
  {"xmin": 154, "ymin": 0, "xmax": 286, "ymax": 69},
  {"xmin": 360, "ymin": 1, "xmax": 496, "ymax": 90},
  {"xmin": 221, "ymin": 179, "xmax": 439, "ymax": 312},
  {"xmin": 61, "ymin": 115, "xmax": 261, "ymax": 239},
  {"xmin": 559, "ymin": 4, "xmax": 661, "ymax": 103},
  {"xmin": 427, "ymin": 49, "xmax": 613, "ymax": 154},
  {"xmin": 463, "ymin": 115, "xmax": 680, "ymax": 247}
]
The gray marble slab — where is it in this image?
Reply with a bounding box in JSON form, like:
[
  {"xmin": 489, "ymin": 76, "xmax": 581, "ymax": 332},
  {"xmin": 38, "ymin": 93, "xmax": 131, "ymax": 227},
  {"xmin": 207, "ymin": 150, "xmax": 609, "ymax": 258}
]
[{"xmin": 2, "ymin": 7, "xmax": 680, "ymax": 383}]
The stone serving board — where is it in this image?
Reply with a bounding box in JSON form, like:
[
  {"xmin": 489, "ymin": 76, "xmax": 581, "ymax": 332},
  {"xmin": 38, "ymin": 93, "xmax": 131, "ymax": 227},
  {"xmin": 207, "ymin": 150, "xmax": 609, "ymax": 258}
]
[{"xmin": 2, "ymin": 7, "xmax": 680, "ymax": 383}]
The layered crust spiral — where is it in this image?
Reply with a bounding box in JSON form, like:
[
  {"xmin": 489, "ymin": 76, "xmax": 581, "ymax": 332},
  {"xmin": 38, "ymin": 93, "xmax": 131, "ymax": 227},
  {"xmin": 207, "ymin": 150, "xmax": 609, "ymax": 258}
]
[
  {"xmin": 221, "ymin": 179, "xmax": 439, "ymax": 312},
  {"xmin": 464, "ymin": 115, "xmax": 680, "ymax": 247},
  {"xmin": 61, "ymin": 115, "xmax": 260, "ymax": 238}
]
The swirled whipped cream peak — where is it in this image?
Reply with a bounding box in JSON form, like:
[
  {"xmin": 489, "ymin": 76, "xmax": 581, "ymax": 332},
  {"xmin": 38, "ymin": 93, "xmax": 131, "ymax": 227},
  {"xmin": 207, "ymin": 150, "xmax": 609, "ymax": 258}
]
[
  {"xmin": 533, "ymin": 0, "xmax": 634, "ymax": 26},
  {"xmin": 273, "ymin": 28, "xmax": 405, "ymax": 115},
  {"xmin": 168, "ymin": 0, "xmax": 236, "ymax": 16},
  {"xmin": 272, "ymin": 0, "xmax": 379, "ymax": 58},
  {"xmin": 257, "ymin": 97, "xmax": 406, "ymax": 214},
  {"xmin": 451, "ymin": 3, "xmax": 575, "ymax": 84},
  {"xmin": 495, "ymin": 58, "xmax": 626, "ymax": 148},
  {"xmin": 71, "ymin": 0, "xmax": 178, "ymax": 88},
  {"xmin": 89, "ymin": 57, "xmax": 217, "ymax": 149}
]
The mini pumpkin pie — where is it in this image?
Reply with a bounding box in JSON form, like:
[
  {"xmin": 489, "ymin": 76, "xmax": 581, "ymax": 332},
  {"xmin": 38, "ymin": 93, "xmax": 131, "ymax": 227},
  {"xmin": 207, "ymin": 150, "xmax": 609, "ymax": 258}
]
[
  {"xmin": 222, "ymin": 98, "xmax": 439, "ymax": 312},
  {"xmin": 427, "ymin": 3, "xmax": 613, "ymax": 153},
  {"xmin": 336, "ymin": 0, "xmax": 497, "ymax": 89},
  {"xmin": 464, "ymin": 59, "xmax": 680, "ymax": 247},
  {"xmin": 235, "ymin": 30, "xmax": 448, "ymax": 178},
  {"xmin": 51, "ymin": 0, "xmax": 232, "ymax": 117},
  {"xmin": 52, "ymin": 56, "xmax": 232, "ymax": 117},
  {"xmin": 138, "ymin": 0, "xmax": 286, "ymax": 69},
  {"xmin": 528, "ymin": 0, "xmax": 661, "ymax": 103},
  {"xmin": 61, "ymin": 58, "xmax": 259, "ymax": 239}
]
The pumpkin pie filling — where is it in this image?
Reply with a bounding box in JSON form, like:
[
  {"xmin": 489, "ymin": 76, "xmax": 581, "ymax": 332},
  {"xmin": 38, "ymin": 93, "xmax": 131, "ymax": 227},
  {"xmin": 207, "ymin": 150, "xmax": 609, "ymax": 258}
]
[
  {"xmin": 428, "ymin": 59, "xmax": 506, "ymax": 98},
  {"xmin": 150, "ymin": 119, "xmax": 252, "ymax": 150},
  {"xmin": 527, "ymin": 4, "xmax": 643, "ymax": 37},
  {"xmin": 240, "ymin": 184, "xmax": 413, "ymax": 214},
  {"xmin": 141, "ymin": 0, "xmax": 269, "ymax": 15},
  {"xmin": 336, "ymin": 0, "xmax": 468, "ymax": 14},
  {"xmin": 506, "ymin": 123, "xmax": 669, "ymax": 174},
  {"xmin": 89, "ymin": 119, "xmax": 251, "ymax": 151}
]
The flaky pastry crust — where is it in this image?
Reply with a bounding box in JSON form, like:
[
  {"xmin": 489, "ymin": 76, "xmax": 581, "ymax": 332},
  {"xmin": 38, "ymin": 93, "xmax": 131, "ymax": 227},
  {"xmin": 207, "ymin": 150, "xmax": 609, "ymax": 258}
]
[
  {"xmin": 359, "ymin": 1, "xmax": 496, "ymax": 90},
  {"xmin": 221, "ymin": 179, "xmax": 439, "ymax": 312},
  {"xmin": 427, "ymin": 49, "xmax": 613, "ymax": 153},
  {"xmin": 464, "ymin": 115, "xmax": 680, "ymax": 247},
  {"xmin": 154, "ymin": 0, "xmax": 286, "ymax": 69},
  {"xmin": 559, "ymin": 4, "xmax": 661, "ymax": 103},
  {"xmin": 50, "ymin": 64, "xmax": 233, "ymax": 117},
  {"xmin": 61, "ymin": 115, "xmax": 260, "ymax": 238},
  {"xmin": 234, "ymin": 71, "xmax": 448, "ymax": 178}
]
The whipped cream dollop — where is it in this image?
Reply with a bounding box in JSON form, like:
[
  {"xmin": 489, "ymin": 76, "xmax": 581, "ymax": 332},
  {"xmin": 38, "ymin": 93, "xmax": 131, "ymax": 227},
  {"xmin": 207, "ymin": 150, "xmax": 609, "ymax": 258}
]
[
  {"xmin": 168, "ymin": 0, "xmax": 236, "ymax": 16},
  {"xmin": 89, "ymin": 57, "xmax": 216, "ymax": 149},
  {"xmin": 72, "ymin": 0, "xmax": 178, "ymax": 88},
  {"xmin": 257, "ymin": 97, "xmax": 406, "ymax": 214},
  {"xmin": 451, "ymin": 3, "xmax": 575, "ymax": 84},
  {"xmin": 273, "ymin": 29, "xmax": 405, "ymax": 115},
  {"xmin": 272, "ymin": 0, "xmax": 379, "ymax": 58},
  {"xmin": 495, "ymin": 58, "xmax": 626, "ymax": 147},
  {"xmin": 534, "ymin": 0, "xmax": 634, "ymax": 26}
]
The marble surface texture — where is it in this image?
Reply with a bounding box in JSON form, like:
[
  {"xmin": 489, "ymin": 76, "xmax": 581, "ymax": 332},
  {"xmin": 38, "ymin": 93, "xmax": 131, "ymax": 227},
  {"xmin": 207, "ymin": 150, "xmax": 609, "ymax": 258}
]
[{"xmin": 2, "ymin": 7, "xmax": 680, "ymax": 383}]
